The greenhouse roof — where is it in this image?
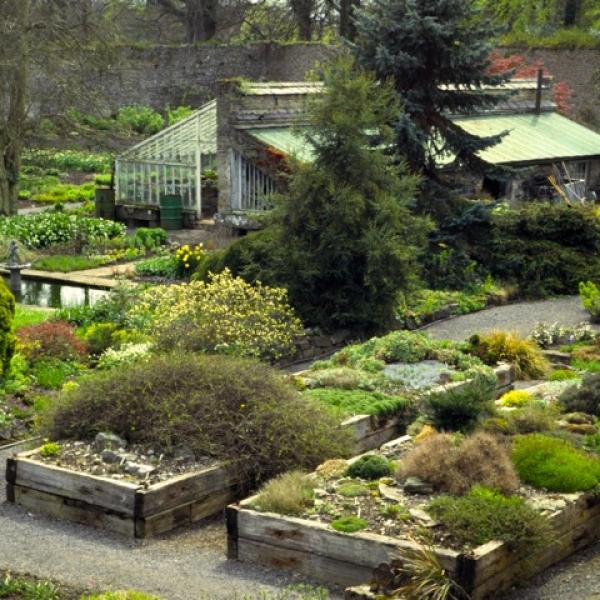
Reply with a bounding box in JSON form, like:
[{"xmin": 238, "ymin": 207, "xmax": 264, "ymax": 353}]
[
  {"xmin": 247, "ymin": 127, "xmax": 315, "ymax": 162},
  {"xmin": 248, "ymin": 112, "xmax": 600, "ymax": 167},
  {"xmin": 118, "ymin": 100, "xmax": 217, "ymax": 165},
  {"xmin": 447, "ymin": 111, "xmax": 600, "ymax": 165}
]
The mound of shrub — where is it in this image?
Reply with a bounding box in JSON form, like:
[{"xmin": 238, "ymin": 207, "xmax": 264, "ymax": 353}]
[
  {"xmin": 17, "ymin": 321, "xmax": 88, "ymax": 364},
  {"xmin": 45, "ymin": 353, "xmax": 350, "ymax": 483},
  {"xmin": 512, "ymin": 434, "xmax": 600, "ymax": 492},
  {"xmin": 468, "ymin": 330, "xmax": 548, "ymax": 379},
  {"xmin": 499, "ymin": 390, "xmax": 534, "ymax": 408},
  {"xmin": 345, "ymin": 454, "xmax": 392, "ymax": 480},
  {"xmin": 428, "ymin": 486, "xmax": 549, "ymax": 551},
  {"xmin": 130, "ymin": 269, "xmax": 303, "ymax": 362},
  {"xmin": 398, "ymin": 433, "xmax": 519, "ymax": 495},
  {"xmin": 0, "ymin": 279, "xmax": 15, "ymax": 376},
  {"xmin": 425, "ymin": 380, "xmax": 495, "ymax": 432},
  {"xmin": 559, "ymin": 372, "xmax": 600, "ymax": 417}
]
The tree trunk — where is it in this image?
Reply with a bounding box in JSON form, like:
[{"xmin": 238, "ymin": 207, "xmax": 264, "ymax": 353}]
[
  {"xmin": 339, "ymin": 0, "xmax": 360, "ymax": 40},
  {"xmin": 185, "ymin": 0, "xmax": 217, "ymax": 42},
  {"xmin": 0, "ymin": 0, "xmax": 29, "ymax": 216},
  {"xmin": 290, "ymin": 0, "xmax": 313, "ymax": 40}
]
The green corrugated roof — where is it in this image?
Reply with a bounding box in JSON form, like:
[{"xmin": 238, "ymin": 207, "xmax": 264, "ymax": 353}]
[
  {"xmin": 246, "ymin": 127, "xmax": 315, "ymax": 162},
  {"xmin": 248, "ymin": 112, "xmax": 600, "ymax": 166},
  {"xmin": 450, "ymin": 111, "xmax": 600, "ymax": 165}
]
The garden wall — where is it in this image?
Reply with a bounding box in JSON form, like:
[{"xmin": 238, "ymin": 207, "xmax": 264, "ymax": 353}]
[
  {"xmin": 34, "ymin": 43, "xmax": 599, "ymax": 129},
  {"xmin": 33, "ymin": 42, "xmax": 337, "ymax": 116}
]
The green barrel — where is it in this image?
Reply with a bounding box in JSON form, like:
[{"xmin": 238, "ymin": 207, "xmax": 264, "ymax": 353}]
[
  {"xmin": 95, "ymin": 188, "xmax": 115, "ymax": 220},
  {"xmin": 160, "ymin": 194, "xmax": 183, "ymax": 230}
]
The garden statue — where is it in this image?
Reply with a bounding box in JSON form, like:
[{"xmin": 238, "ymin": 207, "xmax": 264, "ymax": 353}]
[{"xmin": 3, "ymin": 240, "xmax": 30, "ymax": 298}]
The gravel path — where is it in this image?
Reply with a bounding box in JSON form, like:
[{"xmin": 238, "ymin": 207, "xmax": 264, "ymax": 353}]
[
  {"xmin": 0, "ymin": 443, "xmax": 340, "ymax": 600},
  {"xmin": 422, "ymin": 295, "xmax": 598, "ymax": 342}
]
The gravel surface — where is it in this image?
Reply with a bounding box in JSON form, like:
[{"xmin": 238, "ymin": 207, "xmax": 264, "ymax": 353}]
[
  {"xmin": 422, "ymin": 295, "xmax": 599, "ymax": 342},
  {"xmin": 0, "ymin": 443, "xmax": 341, "ymax": 600}
]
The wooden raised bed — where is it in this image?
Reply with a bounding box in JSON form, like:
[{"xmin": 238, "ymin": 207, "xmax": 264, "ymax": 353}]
[
  {"xmin": 6, "ymin": 448, "xmax": 240, "ymax": 538},
  {"xmin": 227, "ymin": 490, "xmax": 600, "ymax": 599},
  {"xmin": 341, "ymin": 363, "xmax": 515, "ymax": 453}
]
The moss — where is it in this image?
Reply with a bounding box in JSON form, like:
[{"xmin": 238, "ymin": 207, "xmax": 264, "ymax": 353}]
[
  {"xmin": 337, "ymin": 482, "xmax": 370, "ymax": 497},
  {"xmin": 549, "ymin": 369, "xmax": 580, "ymax": 381},
  {"xmin": 39, "ymin": 441, "xmax": 61, "ymax": 457},
  {"xmin": 330, "ymin": 515, "xmax": 369, "ymax": 533},
  {"xmin": 512, "ymin": 434, "xmax": 600, "ymax": 492}
]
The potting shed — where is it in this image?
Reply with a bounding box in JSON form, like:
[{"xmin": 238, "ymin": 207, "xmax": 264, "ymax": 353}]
[{"xmin": 114, "ymin": 100, "xmax": 217, "ymax": 219}]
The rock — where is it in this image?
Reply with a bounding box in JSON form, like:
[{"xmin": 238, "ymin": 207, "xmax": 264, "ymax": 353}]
[
  {"xmin": 403, "ymin": 476, "xmax": 434, "ymax": 495},
  {"xmin": 378, "ymin": 482, "xmax": 404, "ymax": 503},
  {"xmin": 409, "ymin": 508, "xmax": 437, "ymax": 527},
  {"xmin": 100, "ymin": 450, "xmax": 121, "ymax": 464},
  {"xmin": 94, "ymin": 432, "xmax": 126, "ymax": 452},
  {"xmin": 414, "ymin": 425, "xmax": 437, "ymax": 445},
  {"xmin": 528, "ymin": 497, "xmax": 567, "ymax": 514},
  {"xmin": 124, "ymin": 461, "xmax": 157, "ymax": 478},
  {"xmin": 380, "ymin": 435, "xmax": 412, "ymax": 451},
  {"xmin": 330, "ymin": 329, "xmax": 351, "ymax": 345},
  {"xmin": 0, "ymin": 426, "xmax": 13, "ymax": 441}
]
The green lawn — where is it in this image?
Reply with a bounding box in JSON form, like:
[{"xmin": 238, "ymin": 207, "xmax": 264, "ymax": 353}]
[
  {"xmin": 32, "ymin": 255, "xmax": 107, "ymax": 273},
  {"xmin": 14, "ymin": 304, "xmax": 55, "ymax": 330}
]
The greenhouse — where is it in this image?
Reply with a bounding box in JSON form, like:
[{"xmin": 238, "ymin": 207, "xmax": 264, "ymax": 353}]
[{"xmin": 115, "ymin": 100, "xmax": 217, "ymax": 217}]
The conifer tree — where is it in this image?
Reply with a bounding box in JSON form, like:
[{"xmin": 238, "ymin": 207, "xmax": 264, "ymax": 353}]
[{"xmin": 353, "ymin": 0, "xmax": 510, "ymax": 185}]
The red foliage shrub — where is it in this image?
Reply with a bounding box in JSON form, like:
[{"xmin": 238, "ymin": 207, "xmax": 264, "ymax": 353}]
[
  {"xmin": 487, "ymin": 51, "xmax": 574, "ymax": 116},
  {"xmin": 18, "ymin": 321, "xmax": 88, "ymax": 363}
]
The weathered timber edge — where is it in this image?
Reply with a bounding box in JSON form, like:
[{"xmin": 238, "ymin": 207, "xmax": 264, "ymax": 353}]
[
  {"xmin": 229, "ymin": 491, "xmax": 600, "ymax": 600},
  {"xmin": 6, "ymin": 449, "xmax": 240, "ymax": 538}
]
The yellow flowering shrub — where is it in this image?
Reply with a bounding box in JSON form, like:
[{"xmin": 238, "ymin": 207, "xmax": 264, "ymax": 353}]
[
  {"xmin": 175, "ymin": 243, "xmax": 205, "ymax": 277},
  {"xmin": 131, "ymin": 269, "xmax": 303, "ymax": 361}
]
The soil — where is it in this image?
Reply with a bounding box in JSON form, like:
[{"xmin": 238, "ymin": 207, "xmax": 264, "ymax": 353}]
[{"xmin": 37, "ymin": 440, "xmax": 220, "ymax": 486}]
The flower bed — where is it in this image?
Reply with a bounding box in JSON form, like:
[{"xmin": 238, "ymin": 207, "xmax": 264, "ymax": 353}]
[
  {"xmin": 7, "ymin": 437, "xmax": 239, "ymax": 538},
  {"xmin": 227, "ymin": 433, "xmax": 600, "ymax": 598}
]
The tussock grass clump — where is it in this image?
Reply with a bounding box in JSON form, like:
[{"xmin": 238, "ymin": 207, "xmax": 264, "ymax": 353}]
[
  {"xmin": 251, "ymin": 471, "xmax": 316, "ymax": 516},
  {"xmin": 512, "ymin": 434, "xmax": 600, "ymax": 492},
  {"xmin": 398, "ymin": 433, "xmax": 519, "ymax": 495},
  {"xmin": 44, "ymin": 353, "xmax": 351, "ymax": 484},
  {"xmin": 468, "ymin": 330, "xmax": 549, "ymax": 379},
  {"xmin": 428, "ymin": 486, "xmax": 550, "ymax": 551}
]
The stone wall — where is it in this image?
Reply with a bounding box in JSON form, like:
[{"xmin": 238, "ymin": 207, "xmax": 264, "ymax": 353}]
[
  {"xmin": 502, "ymin": 47, "xmax": 600, "ymax": 128},
  {"xmin": 43, "ymin": 42, "xmax": 336, "ymax": 115}
]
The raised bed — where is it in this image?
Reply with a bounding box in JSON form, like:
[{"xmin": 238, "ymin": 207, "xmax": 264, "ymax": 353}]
[
  {"xmin": 341, "ymin": 363, "xmax": 515, "ymax": 453},
  {"xmin": 227, "ymin": 490, "xmax": 600, "ymax": 600},
  {"xmin": 6, "ymin": 448, "xmax": 239, "ymax": 538}
]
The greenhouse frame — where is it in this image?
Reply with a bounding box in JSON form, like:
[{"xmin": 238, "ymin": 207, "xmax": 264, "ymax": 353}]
[{"xmin": 115, "ymin": 100, "xmax": 217, "ymax": 217}]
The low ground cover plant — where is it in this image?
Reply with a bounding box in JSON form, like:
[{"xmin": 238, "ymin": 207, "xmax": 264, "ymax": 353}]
[
  {"xmin": 398, "ymin": 433, "xmax": 519, "ymax": 495},
  {"xmin": 22, "ymin": 148, "xmax": 112, "ymax": 173},
  {"xmin": 468, "ymin": 330, "xmax": 548, "ymax": 379},
  {"xmin": 512, "ymin": 434, "xmax": 600, "ymax": 492},
  {"xmin": 345, "ymin": 454, "xmax": 393, "ymax": 480},
  {"xmin": 498, "ymin": 390, "xmax": 534, "ymax": 408},
  {"xmin": 303, "ymin": 388, "xmax": 413, "ymax": 419},
  {"xmin": 44, "ymin": 353, "xmax": 350, "ymax": 483},
  {"xmin": 427, "ymin": 486, "xmax": 549, "ymax": 551},
  {"xmin": 0, "ymin": 212, "xmax": 124, "ymax": 249},
  {"xmin": 529, "ymin": 322, "xmax": 596, "ymax": 349},
  {"xmin": 17, "ymin": 322, "xmax": 88, "ymax": 364}
]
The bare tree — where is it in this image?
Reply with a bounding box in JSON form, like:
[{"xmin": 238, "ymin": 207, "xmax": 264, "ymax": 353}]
[
  {"xmin": 155, "ymin": 0, "xmax": 218, "ymax": 41},
  {"xmin": 0, "ymin": 0, "xmax": 116, "ymax": 215}
]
